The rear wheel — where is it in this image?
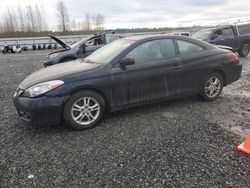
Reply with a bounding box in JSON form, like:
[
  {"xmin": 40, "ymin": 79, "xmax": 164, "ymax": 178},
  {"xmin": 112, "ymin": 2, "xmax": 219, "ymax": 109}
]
[
  {"xmin": 239, "ymin": 43, "xmax": 250, "ymax": 57},
  {"xmin": 200, "ymin": 73, "xmax": 223, "ymax": 101},
  {"xmin": 63, "ymin": 90, "xmax": 105, "ymax": 130}
]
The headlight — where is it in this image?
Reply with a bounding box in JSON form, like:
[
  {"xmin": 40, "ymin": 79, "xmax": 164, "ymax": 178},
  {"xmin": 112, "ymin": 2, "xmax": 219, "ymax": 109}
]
[
  {"xmin": 49, "ymin": 53, "xmax": 58, "ymax": 58},
  {"xmin": 23, "ymin": 80, "xmax": 64, "ymax": 98}
]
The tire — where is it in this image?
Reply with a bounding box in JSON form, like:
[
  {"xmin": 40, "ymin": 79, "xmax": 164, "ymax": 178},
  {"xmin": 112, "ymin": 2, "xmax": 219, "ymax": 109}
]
[
  {"xmin": 239, "ymin": 43, "xmax": 250, "ymax": 57},
  {"xmin": 200, "ymin": 73, "xmax": 223, "ymax": 101},
  {"xmin": 63, "ymin": 90, "xmax": 106, "ymax": 130}
]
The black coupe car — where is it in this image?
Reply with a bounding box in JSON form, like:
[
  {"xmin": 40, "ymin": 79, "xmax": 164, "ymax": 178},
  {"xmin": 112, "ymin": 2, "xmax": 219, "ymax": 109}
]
[{"xmin": 13, "ymin": 35, "xmax": 242, "ymax": 130}]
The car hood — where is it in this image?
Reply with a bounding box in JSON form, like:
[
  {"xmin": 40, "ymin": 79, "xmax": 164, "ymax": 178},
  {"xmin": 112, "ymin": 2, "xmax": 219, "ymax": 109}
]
[
  {"xmin": 48, "ymin": 34, "xmax": 70, "ymax": 49},
  {"xmin": 216, "ymin": 45, "xmax": 235, "ymax": 53},
  {"xmin": 19, "ymin": 59, "xmax": 101, "ymax": 90}
]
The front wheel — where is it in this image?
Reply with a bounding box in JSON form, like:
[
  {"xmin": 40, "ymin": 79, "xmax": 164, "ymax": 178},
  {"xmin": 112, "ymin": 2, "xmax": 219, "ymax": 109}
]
[
  {"xmin": 63, "ymin": 90, "xmax": 105, "ymax": 130},
  {"xmin": 200, "ymin": 73, "xmax": 223, "ymax": 101},
  {"xmin": 239, "ymin": 43, "xmax": 250, "ymax": 57}
]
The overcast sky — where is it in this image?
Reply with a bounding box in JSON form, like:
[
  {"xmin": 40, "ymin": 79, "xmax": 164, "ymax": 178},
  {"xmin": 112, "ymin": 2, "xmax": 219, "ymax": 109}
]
[{"xmin": 1, "ymin": 0, "xmax": 250, "ymax": 30}]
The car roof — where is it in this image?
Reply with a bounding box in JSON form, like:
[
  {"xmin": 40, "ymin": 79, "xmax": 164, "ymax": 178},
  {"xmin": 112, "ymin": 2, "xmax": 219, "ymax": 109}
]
[
  {"xmin": 122, "ymin": 34, "xmax": 216, "ymax": 49},
  {"xmin": 123, "ymin": 34, "xmax": 193, "ymax": 41},
  {"xmin": 201, "ymin": 25, "xmax": 233, "ymax": 31}
]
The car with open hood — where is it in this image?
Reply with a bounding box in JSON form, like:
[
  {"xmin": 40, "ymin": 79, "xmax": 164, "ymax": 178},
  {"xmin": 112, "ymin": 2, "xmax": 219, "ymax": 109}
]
[
  {"xmin": 13, "ymin": 35, "xmax": 242, "ymax": 130},
  {"xmin": 44, "ymin": 32, "xmax": 124, "ymax": 67}
]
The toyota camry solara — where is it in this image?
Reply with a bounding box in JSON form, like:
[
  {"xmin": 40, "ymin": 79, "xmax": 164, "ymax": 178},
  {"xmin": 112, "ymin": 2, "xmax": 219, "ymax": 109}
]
[{"xmin": 13, "ymin": 35, "xmax": 242, "ymax": 130}]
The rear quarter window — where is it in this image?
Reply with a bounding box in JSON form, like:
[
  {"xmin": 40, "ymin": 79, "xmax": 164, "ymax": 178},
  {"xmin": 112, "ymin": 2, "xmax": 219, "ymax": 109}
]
[
  {"xmin": 177, "ymin": 40, "xmax": 205, "ymax": 55},
  {"xmin": 238, "ymin": 24, "xmax": 250, "ymax": 35}
]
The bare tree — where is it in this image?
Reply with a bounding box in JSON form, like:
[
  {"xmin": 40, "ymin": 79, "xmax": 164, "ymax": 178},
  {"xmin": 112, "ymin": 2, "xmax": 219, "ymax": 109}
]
[
  {"xmin": 18, "ymin": 5, "xmax": 25, "ymax": 32},
  {"xmin": 84, "ymin": 14, "xmax": 91, "ymax": 31},
  {"xmin": 91, "ymin": 13, "xmax": 105, "ymax": 31},
  {"xmin": 35, "ymin": 5, "xmax": 42, "ymax": 31},
  {"xmin": 96, "ymin": 13, "xmax": 105, "ymax": 31},
  {"xmin": 11, "ymin": 8, "xmax": 19, "ymax": 31},
  {"xmin": 56, "ymin": 1, "xmax": 69, "ymax": 32},
  {"xmin": 40, "ymin": 5, "xmax": 48, "ymax": 31},
  {"xmin": 26, "ymin": 5, "xmax": 36, "ymax": 31},
  {"xmin": 92, "ymin": 15, "xmax": 97, "ymax": 31},
  {"xmin": 6, "ymin": 7, "xmax": 15, "ymax": 32},
  {"xmin": 71, "ymin": 19, "xmax": 76, "ymax": 31}
]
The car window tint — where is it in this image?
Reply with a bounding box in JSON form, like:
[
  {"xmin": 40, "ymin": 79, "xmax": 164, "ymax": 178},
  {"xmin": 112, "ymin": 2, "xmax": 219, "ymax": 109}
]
[
  {"xmin": 238, "ymin": 24, "xmax": 250, "ymax": 34},
  {"xmin": 85, "ymin": 38, "xmax": 103, "ymax": 46},
  {"xmin": 214, "ymin": 30, "xmax": 223, "ymax": 36},
  {"xmin": 223, "ymin": 28, "xmax": 234, "ymax": 36},
  {"xmin": 126, "ymin": 39, "xmax": 176, "ymax": 64},
  {"xmin": 177, "ymin": 40, "xmax": 205, "ymax": 55}
]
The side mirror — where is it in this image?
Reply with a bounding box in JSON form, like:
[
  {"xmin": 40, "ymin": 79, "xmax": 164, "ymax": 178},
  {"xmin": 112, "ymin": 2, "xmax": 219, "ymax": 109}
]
[
  {"xmin": 211, "ymin": 34, "xmax": 218, "ymax": 40},
  {"xmin": 120, "ymin": 57, "xmax": 135, "ymax": 66}
]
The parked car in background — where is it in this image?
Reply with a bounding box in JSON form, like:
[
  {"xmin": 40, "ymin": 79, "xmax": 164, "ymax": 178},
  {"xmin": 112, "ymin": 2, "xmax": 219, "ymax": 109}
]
[
  {"xmin": 2, "ymin": 44, "xmax": 22, "ymax": 54},
  {"xmin": 173, "ymin": 32, "xmax": 190, "ymax": 37},
  {"xmin": 13, "ymin": 35, "xmax": 242, "ymax": 130},
  {"xmin": 192, "ymin": 23, "xmax": 250, "ymax": 57},
  {"xmin": 43, "ymin": 32, "xmax": 124, "ymax": 67}
]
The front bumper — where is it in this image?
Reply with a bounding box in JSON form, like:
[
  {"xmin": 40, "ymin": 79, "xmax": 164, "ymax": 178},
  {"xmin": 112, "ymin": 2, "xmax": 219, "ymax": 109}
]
[
  {"xmin": 224, "ymin": 64, "xmax": 242, "ymax": 86},
  {"xmin": 13, "ymin": 95, "xmax": 66, "ymax": 126},
  {"xmin": 43, "ymin": 59, "xmax": 54, "ymax": 67}
]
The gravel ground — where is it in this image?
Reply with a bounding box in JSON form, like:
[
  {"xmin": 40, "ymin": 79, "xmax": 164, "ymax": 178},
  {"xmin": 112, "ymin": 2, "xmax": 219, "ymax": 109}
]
[{"xmin": 0, "ymin": 50, "xmax": 250, "ymax": 188}]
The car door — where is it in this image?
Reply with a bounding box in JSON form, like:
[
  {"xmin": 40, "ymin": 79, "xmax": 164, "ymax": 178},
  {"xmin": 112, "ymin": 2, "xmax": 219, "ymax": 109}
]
[
  {"xmin": 111, "ymin": 39, "xmax": 182, "ymax": 107},
  {"xmin": 210, "ymin": 29, "xmax": 224, "ymax": 45},
  {"xmin": 221, "ymin": 27, "xmax": 235, "ymax": 48},
  {"xmin": 176, "ymin": 39, "xmax": 208, "ymax": 94},
  {"xmin": 210, "ymin": 28, "xmax": 234, "ymax": 47}
]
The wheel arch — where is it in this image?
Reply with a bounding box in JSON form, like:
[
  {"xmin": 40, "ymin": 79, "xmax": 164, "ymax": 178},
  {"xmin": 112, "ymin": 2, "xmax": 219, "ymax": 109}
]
[
  {"xmin": 209, "ymin": 68, "xmax": 227, "ymax": 86},
  {"xmin": 60, "ymin": 86, "xmax": 110, "ymax": 125},
  {"xmin": 241, "ymin": 40, "xmax": 250, "ymax": 46},
  {"xmin": 66, "ymin": 86, "xmax": 110, "ymax": 111}
]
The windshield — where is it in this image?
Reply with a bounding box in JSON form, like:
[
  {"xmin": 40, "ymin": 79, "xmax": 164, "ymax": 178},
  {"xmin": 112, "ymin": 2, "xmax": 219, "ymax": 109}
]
[
  {"xmin": 83, "ymin": 39, "xmax": 134, "ymax": 64},
  {"xmin": 70, "ymin": 38, "xmax": 86, "ymax": 48},
  {"xmin": 70, "ymin": 35, "xmax": 96, "ymax": 48},
  {"xmin": 192, "ymin": 29, "xmax": 213, "ymax": 39}
]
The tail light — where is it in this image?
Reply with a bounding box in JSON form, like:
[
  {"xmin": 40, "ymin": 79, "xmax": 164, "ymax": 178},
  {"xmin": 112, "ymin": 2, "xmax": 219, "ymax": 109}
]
[{"xmin": 227, "ymin": 52, "xmax": 239, "ymax": 62}]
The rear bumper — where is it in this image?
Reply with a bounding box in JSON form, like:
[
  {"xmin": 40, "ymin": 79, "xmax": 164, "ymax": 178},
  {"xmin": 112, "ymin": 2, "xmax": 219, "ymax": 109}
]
[
  {"xmin": 13, "ymin": 95, "xmax": 66, "ymax": 126},
  {"xmin": 224, "ymin": 64, "xmax": 242, "ymax": 86}
]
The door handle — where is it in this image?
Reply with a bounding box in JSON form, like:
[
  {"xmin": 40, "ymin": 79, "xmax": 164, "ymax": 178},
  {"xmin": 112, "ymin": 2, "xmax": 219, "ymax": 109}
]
[{"xmin": 171, "ymin": 65, "xmax": 181, "ymax": 70}]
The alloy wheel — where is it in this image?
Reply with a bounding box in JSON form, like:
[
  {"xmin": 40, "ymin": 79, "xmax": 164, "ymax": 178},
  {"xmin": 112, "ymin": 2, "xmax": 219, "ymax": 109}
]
[
  {"xmin": 242, "ymin": 44, "xmax": 250, "ymax": 56},
  {"xmin": 205, "ymin": 76, "xmax": 221, "ymax": 98},
  {"xmin": 71, "ymin": 97, "xmax": 100, "ymax": 126}
]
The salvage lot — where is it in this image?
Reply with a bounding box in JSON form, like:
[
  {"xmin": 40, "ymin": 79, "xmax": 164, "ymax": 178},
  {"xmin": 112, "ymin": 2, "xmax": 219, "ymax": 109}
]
[{"xmin": 0, "ymin": 50, "xmax": 250, "ymax": 187}]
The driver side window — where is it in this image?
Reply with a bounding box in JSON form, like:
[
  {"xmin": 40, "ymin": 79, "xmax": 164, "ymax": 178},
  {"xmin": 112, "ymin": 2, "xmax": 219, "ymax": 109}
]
[
  {"xmin": 126, "ymin": 39, "xmax": 176, "ymax": 64},
  {"xmin": 213, "ymin": 30, "xmax": 223, "ymax": 38},
  {"xmin": 85, "ymin": 38, "xmax": 104, "ymax": 46}
]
